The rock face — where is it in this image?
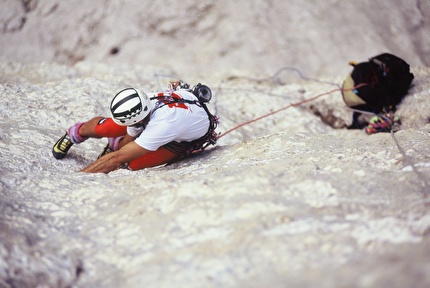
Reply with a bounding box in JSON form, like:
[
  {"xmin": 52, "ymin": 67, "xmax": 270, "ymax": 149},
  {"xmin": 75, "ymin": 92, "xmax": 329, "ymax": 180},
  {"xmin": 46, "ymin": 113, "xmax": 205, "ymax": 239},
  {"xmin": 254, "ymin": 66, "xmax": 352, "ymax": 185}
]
[
  {"xmin": 1, "ymin": 0, "xmax": 430, "ymax": 78},
  {"xmin": 1, "ymin": 1, "xmax": 430, "ymax": 288},
  {"xmin": 1, "ymin": 61, "xmax": 429, "ymax": 288}
]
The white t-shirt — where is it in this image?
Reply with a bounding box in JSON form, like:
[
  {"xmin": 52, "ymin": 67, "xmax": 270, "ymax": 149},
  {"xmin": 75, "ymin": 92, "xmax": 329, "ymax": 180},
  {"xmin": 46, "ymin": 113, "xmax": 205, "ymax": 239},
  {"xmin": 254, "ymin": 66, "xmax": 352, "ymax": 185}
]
[{"xmin": 133, "ymin": 90, "xmax": 210, "ymax": 151}]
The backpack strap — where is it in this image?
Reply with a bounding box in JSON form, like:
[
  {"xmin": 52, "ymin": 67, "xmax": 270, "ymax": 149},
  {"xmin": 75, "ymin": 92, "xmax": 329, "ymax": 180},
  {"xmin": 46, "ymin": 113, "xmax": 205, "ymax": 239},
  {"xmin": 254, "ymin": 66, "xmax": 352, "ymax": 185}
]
[{"xmin": 150, "ymin": 91, "xmax": 219, "ymax": 156}]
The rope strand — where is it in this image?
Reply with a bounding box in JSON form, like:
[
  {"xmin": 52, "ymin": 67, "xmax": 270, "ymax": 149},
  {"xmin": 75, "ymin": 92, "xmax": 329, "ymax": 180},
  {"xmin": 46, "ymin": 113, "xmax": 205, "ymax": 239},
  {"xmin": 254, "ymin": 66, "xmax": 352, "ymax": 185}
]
[
  {"xmin": 218, "ymin": 83, "xmax": 366, "ymax": 139},
  {"xmin": 390, "ymin": 130, "xmax": 429, "ymax": 193}
]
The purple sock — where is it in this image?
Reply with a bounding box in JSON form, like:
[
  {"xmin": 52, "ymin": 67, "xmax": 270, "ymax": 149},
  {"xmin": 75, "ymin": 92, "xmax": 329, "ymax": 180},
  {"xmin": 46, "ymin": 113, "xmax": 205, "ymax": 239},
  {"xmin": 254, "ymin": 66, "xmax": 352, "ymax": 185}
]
[
  {"xmin": 108, "ymin": 136, "xmax": 124, "ymax": 151},
  {"xmin": 68, "ymin": 122, "xmax": 89, "ymax": 144}
]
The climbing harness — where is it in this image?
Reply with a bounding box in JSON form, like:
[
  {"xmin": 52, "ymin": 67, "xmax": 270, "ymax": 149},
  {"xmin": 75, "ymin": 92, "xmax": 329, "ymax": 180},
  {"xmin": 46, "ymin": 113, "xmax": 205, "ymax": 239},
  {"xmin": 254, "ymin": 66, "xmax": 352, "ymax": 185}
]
[{"xmin": 150, "ymin": 82, "xmax": 219, "ymax": 156}]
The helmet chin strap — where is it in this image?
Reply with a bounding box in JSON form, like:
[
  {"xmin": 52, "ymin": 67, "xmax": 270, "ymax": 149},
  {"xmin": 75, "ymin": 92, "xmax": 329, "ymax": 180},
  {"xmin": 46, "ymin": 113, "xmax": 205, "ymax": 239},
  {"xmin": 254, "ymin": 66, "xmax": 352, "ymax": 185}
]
[{"xmin": 130, "ymin": 115, "xmax": 150, "ymax": 129}]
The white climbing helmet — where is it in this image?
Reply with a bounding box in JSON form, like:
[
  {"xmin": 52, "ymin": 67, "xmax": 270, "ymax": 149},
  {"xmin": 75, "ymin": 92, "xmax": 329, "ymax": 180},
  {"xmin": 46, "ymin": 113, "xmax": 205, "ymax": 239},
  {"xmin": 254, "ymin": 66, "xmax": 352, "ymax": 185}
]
[{"xmin": 110, "ymin": 88, "xmax": 152, "ymax": 126}]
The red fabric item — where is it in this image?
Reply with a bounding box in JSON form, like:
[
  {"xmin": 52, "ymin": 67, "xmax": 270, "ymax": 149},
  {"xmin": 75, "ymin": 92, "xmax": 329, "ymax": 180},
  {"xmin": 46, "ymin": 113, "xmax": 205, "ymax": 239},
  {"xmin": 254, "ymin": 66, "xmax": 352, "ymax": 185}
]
[
  {"xmin": 94, "ymin": 118, "xmax": 127, "ymax": 137},
  {"xmin": 94, "ymin": 117, "xmax": 179, "ymax": 170},
  {"xmin": 128, "ymin": 147, "xmax": 179, "ymax": 170}
]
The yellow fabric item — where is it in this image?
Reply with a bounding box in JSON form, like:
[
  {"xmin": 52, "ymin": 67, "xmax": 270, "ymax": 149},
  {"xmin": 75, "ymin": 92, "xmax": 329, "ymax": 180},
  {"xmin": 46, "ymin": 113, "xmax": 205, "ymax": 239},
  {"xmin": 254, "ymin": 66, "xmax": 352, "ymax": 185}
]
[{"xmin": 341, "ymin": 73, "xmax": 366, "ymax": 108}]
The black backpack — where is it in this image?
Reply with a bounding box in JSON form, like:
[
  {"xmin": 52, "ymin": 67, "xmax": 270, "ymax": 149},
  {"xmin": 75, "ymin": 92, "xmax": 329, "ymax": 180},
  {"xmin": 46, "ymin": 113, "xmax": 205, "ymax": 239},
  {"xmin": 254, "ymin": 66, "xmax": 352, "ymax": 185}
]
[{"xmin": 342, "ymin": 53, "xmax": 414, "ymax": 114}]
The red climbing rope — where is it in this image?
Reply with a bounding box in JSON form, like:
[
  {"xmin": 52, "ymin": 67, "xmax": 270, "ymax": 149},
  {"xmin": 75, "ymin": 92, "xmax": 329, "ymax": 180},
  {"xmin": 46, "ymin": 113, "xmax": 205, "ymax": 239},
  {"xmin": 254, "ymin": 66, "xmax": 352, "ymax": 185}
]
[{"xmin": 218, "ymin": 83, "xmax": 367, "ymax": 139}]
